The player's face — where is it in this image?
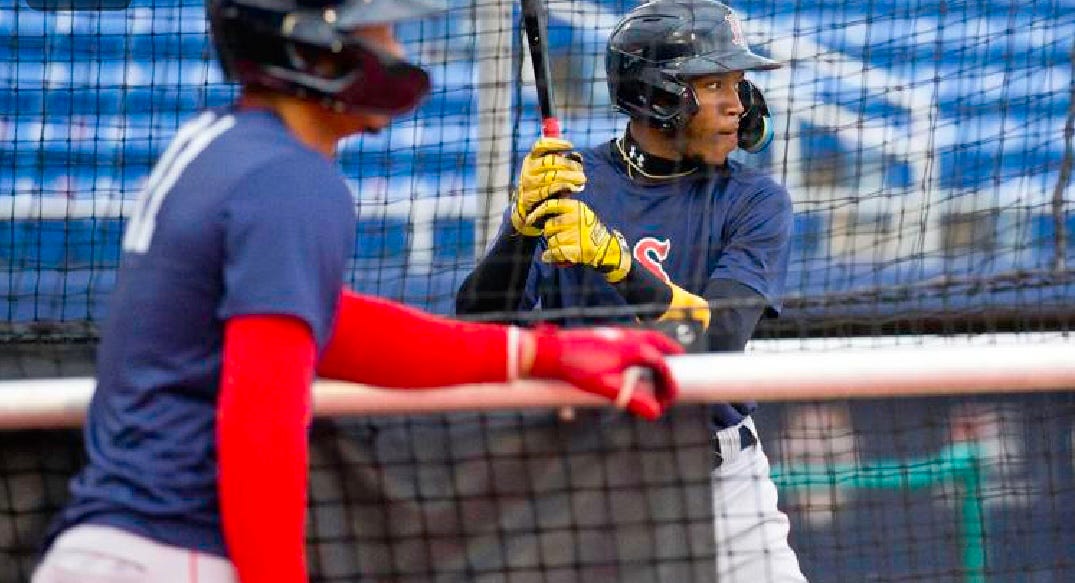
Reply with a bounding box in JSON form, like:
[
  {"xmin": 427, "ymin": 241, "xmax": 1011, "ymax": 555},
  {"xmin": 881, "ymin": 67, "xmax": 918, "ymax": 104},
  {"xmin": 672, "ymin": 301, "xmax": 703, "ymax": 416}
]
[
  {"xmin": 680, "ymin": 71, "xmax": 746, "ymax": 165},
  {"xmin": 321, "ymin": 24, "xmax": 405, "ymax": 136}
]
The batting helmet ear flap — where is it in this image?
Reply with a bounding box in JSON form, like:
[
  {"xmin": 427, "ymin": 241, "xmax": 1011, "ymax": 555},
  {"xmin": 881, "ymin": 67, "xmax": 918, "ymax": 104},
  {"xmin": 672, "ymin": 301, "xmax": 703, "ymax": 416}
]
[
  {"xmin": 737, "ymin": 79, "xmax": 774, "ymax": 153},
  {"xmin": 608, "ymin": 51, "xmax": 701, "ymax": 130}
]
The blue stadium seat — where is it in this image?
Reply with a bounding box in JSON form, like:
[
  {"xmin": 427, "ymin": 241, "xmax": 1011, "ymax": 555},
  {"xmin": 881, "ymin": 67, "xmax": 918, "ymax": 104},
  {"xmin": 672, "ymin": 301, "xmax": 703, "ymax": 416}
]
[
  {"xmin": 3, "ymin": 0, "xmax": 1071, "ymax": 321},
  {"xmin": 939, "ymin": 145, "xmax": 1066, "ymax": 189},
  {"xmin": 937, "ymin": 90, "xmax": 1070, "ymax": 121},
  {"xmin": 121, "ymin": 85, "xmax": 236, "ymax": 114},
  {"xmin": 0, "ymin": 218, "xmax": 126, "ymax": 269},
  {"xmin": 425, "ymin": 60, "xmax": 477, "ymax": 91},
  {"xmin": 347, "ymin": 265, "xmax": 407, "ymax": 301},
  {"xmin": 128, "ymin": 32, "xmax": 212, "ymax": 62},
  {"xmin": 863, "ymin": 40, "xmax": 1073, "ymax": 79},
  {"xmin": 67, "ymin": 218, "xmax": 125, "ymax": 267},
  {"xmin": 0, "ymin": 268, "xmax": 115, "ymax": 323},
  {"xmin": 791, "ymin": 213, "xmax": 825, "ymax": 259},
  {"xmin": 1032, "ymin": 214, "xmax": 1075, "ymax": 263},
  {"xmin": 0, "ymin": 87, "xmax": 229, "ymax": 119},
  {"xmin": 342, "ymin": 148, "xmax": 477, "ymax": 182},
  {"xmin": 414, "ymin": 89, "xmax": 476, "ymax": 119},
  {"xmin": 0, "ymin": 220, "xmax": 69, "ymax": 268},
  {"xmin": 400, "ymin": 269, "xmax": 470, "ymax": 315},
  {"xmin": 354, "ymin": 217, "xmax": 409, "ymax": 265},
  {"xmin": 0, "ymin": 87, "xmax": 43, "ymax": 115},
  {"xmin": 432, "ymin": 216, "xmax": 475, "ymax": 264},
  {"xmin": 0, "ymin": 32, "xmax": 127, "ymax": 61}
]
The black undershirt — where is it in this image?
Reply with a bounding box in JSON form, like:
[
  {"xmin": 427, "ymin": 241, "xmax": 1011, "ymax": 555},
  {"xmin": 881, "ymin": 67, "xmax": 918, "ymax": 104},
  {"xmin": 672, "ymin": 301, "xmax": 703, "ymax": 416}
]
[{"xmin": 454, "ymin": 232, "xmax": 537, "ymax": 321}]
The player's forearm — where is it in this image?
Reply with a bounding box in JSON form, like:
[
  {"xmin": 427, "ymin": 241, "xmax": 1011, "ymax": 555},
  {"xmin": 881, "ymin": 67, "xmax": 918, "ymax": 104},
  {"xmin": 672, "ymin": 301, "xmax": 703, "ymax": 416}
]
[
  {"xmin": 320, "ymin": 289, "xmax": 536, "ymax": 387},
  {"xmin": 318, "ymin": 290, "xmax": 684, "ymax": 419},
  {"xmin": 701, "ymin": 279, "xmax": 767, "ymax": 352},
  {"xmin": 610, "ymin": 268, "xmax": 767, "ymax": 348},
  {"xmin": 611, "ymin": 263, "xmax": 673, "ymax": 317},
  {"xmin": 454, "ymin": 229, "xmax": 538, "ymax": 318},
  {"xmin": 218, "ymin": 315, "xmax": 315, "ymax": 583}
]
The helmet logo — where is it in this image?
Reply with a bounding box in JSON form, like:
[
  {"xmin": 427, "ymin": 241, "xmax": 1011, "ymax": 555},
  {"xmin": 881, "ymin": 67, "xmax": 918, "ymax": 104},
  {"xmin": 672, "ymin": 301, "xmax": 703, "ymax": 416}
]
[{"xmin": 725, "ymin": 12, "xmax": 746, "ymax": 47}]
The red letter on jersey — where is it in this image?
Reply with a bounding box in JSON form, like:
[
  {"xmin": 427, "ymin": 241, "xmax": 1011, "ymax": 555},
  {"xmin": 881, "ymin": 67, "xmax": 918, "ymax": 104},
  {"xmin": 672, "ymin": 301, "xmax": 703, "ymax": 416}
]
[{"xmin": 633, "ymin": 237, "xmax": 672, "ymax": 283}]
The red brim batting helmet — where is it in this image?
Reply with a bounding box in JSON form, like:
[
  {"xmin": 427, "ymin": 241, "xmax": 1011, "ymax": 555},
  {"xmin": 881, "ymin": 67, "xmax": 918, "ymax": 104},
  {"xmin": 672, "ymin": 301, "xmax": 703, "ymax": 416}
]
[
  {"xmin": 209, "ymin": 0, "xmax": 446, "ymax": 116},
  {"xmin": 607, "ymin": 0, "xmax": 781, "ymax": 131}
]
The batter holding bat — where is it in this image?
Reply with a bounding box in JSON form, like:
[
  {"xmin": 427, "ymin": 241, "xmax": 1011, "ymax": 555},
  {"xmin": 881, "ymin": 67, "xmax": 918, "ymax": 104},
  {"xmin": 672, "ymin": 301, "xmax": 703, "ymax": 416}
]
[
  {"xmin": 32, "ymin": 1, "xmax": 685, "ymax": 581},
  {"xmin": 456, "ymin": 1, "xmax": 809, "ymax": 580}
]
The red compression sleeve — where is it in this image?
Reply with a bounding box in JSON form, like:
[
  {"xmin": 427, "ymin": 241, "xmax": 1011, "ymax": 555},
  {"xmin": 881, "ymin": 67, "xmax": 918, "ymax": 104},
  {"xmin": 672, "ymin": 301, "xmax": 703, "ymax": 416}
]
[
  {"xmin": 218, "ymin": 315, "xmax": 316, "ymax": 583},
  {"xmin": 317, "ymin": 289, "xmax": 518, "ymax": 388}
]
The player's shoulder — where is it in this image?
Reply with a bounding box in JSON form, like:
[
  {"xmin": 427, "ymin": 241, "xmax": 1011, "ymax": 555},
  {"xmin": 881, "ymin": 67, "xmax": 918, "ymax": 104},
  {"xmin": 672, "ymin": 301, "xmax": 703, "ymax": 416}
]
[
  {"xmin": 206, "ymin": 109, "xmax": 352, "ymax": 214},
  {"xmin": 724, "ymin": 159, "xmax": 783, "ymax": 191},
  {"xmin": 723, "ymin": 159, "xmax": 790, "ymax": 205},
  {"xmin": 171, "ymin": 108, "xmax": 337, "ymax": 189},
  {"xmin": 217, "ymin": 108, "xmax": 334, "ymax": 169}
]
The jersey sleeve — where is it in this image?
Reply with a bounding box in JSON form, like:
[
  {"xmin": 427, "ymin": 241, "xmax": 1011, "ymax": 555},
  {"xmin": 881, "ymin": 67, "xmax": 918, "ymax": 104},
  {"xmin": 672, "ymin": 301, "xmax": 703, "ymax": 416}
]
[
  {"xmin": 217, "ymin": 153, "xmax": 356, "ymax": 347},
  {"xmin": 709, "ymin": 177, "xmax": 792, "ymax": 315}
]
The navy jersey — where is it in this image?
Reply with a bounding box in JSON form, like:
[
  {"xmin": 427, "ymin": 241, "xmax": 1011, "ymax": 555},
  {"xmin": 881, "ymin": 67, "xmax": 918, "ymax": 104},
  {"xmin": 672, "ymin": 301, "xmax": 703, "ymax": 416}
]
[
  {"xmin": 48, "ymin": 109, "xmax": 356, "ymax": 556},
  {"xmin": 508, "ymin": 142, "xmax": 792, "ymax": 426}
]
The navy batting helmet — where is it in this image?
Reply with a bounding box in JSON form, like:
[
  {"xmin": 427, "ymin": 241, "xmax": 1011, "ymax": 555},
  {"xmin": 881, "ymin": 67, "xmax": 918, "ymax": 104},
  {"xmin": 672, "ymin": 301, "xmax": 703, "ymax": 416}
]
[
  {"xmin": 606, "ymin": 0, "xmax": 781, "ymax": 152},
  {"xmin": 208, "ymin": 0, "xmax": 446, "ymax": 115}
]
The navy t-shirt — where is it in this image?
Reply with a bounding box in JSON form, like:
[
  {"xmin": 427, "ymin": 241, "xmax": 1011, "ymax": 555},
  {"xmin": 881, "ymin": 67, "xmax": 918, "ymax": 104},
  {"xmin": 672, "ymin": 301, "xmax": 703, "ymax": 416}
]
[
  {"xmin": 508, "ymin": 142, "xmax": 792, "ymax": 428},
  {"xmin": 48, "ymin": 109, "xmax": 356, "ymax": 555}
]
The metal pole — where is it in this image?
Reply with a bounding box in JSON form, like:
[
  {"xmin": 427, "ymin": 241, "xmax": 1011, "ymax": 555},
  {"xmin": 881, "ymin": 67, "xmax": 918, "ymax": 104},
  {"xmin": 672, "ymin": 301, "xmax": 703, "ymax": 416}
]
[
  {"xmin": 474, "ymin": 0, "xmax": 514, "ymax": 255},
  {"xmin": 1050, "ymin": 42, "xmax": 1075, "ymax": 273}
]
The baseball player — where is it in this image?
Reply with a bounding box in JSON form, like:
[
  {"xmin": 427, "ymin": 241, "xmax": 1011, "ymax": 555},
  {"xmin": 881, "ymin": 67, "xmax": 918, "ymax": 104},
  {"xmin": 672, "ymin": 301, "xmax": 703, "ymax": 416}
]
[
  {"xmin": 31, "ymin": 1, "xmax": 685, "ymax": 582},
  {"xmin": 456, "ymin": 1, "xmax": 808, "ymax": 581}
]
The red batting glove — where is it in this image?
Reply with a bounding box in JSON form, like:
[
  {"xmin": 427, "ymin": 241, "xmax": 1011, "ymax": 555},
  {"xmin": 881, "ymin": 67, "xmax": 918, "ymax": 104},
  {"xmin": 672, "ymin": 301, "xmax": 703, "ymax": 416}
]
[{"xmin": 527, "ymin": 325, "xmax": 683, "ymax": 419}]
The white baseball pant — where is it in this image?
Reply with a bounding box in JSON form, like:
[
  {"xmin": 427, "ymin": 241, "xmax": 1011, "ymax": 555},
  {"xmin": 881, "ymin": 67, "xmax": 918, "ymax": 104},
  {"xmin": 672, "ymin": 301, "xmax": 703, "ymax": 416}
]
[
  {"xmin": 713, "ymin": 417, "xmax": 809, "ymax": 583},
  {"xmin": 33, "ymin": 524, "xmax": 238, "ymax": 583}
]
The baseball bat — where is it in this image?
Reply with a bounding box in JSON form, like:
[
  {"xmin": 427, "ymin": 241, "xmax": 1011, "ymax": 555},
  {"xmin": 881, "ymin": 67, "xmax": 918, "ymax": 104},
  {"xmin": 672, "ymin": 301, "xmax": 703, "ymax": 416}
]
[{"xmin": 521, "ymin": 0, "xmax": 561, "ymax": 138}]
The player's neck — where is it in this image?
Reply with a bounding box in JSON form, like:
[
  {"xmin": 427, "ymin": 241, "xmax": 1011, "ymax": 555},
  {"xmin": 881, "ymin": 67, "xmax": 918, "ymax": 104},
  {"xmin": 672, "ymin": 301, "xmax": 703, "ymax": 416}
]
[
  {"xmin": 238, "ymin": 92, "xmax": 340, "ymax": 158},
  {"xmin": 617, "ymin": 123, "xmax": 702, "ymax": 180},
  {"xmin": 628, "ymin": 121, "xmax": 686, "ymax": 163},
  {"xmin": 623, "ymin": 121, "xmax": 733, "ymax": 181}
]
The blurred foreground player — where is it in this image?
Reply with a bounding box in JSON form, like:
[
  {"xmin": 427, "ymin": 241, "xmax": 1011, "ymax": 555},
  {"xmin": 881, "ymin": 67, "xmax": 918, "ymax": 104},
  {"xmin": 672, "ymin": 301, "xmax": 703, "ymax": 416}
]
[
  {"xmin": 32, "ymin": 1, "xmax": 683, "ymax": 582},
  {"xmin": 457, "ymin": 1, "xmax": 807, "ymax": 580}
]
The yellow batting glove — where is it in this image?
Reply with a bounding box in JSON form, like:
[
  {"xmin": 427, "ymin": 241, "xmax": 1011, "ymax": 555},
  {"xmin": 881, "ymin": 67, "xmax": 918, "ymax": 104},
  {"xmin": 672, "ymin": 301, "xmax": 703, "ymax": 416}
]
[
  {"xmin": 526, "ymin": 199, "xmax": 632, "ymax": 283},
  {"xmin": 659, "ymin": 284, "xmax": 712, "ymax": 330},
  {"xmin": 511, "ymin": 137, "xmax": 586, "ymax": 236}
]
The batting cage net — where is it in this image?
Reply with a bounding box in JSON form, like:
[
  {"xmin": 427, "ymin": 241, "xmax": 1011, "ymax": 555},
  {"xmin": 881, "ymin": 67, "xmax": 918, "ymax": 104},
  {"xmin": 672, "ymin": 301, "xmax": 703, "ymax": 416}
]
[
  {"xmin": 1, "ymin": 0, "xmax": 1072, "ymax": 339},
  {"xmin": 1, "ymin": 0, "xmax": 1074, "ymax": 581},
  {"xmin": 1, "ymin": 335, "xmax": 1074, "ymax": 582}
]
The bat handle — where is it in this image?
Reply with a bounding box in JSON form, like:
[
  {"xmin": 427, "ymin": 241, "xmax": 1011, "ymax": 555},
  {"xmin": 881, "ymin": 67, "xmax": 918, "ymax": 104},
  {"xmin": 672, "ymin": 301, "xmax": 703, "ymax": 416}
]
[{"xmin": 542, "ymin": 117, "xmax": 561, "ymax": 139}]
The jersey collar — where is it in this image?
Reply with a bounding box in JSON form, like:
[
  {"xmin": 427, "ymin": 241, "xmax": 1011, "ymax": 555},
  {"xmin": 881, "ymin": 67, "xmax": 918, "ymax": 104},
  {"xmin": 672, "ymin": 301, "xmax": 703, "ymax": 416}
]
[{"xmin": 611, "ymin": 128, "xmax": 728, "ymax": 182}]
